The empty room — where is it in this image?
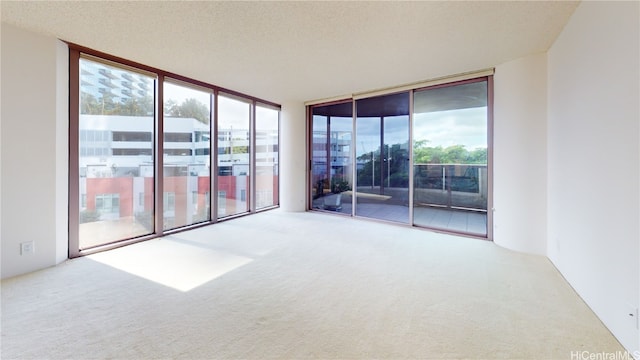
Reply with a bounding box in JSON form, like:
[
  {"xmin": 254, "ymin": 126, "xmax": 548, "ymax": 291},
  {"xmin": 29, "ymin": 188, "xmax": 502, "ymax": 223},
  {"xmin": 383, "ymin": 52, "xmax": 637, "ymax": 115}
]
[{"xmin": 1, "ymin": 1, "xmax": 638, "ymax": 359}]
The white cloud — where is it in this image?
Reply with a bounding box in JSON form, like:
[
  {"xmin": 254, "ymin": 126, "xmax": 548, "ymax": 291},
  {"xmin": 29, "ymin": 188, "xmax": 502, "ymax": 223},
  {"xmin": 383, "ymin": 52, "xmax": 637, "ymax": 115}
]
[{"xmin": 414, "ymin": 107, "xmax": 487, "ymax": 150}]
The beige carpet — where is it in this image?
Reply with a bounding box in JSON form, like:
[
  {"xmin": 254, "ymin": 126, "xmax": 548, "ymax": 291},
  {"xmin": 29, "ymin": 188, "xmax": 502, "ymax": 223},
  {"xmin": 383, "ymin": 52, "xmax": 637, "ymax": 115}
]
[{"xmin": 1, "ymin": 210, "xmax": 624, "ymax": 359}]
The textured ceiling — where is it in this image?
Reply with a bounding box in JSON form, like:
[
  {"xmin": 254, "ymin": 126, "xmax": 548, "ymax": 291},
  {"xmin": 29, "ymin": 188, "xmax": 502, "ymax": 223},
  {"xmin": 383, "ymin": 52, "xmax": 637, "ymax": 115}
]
[{"xmin": 1, "ymin": 1, "xmax": 578, "ymax": 105}]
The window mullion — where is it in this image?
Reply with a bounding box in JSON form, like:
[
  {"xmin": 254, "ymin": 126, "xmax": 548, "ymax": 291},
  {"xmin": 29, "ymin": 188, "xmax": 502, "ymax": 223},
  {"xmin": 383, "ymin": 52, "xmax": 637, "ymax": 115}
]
[{"xmin": 155, "ymin": 75, "xmax": 164, "ymax": 235}]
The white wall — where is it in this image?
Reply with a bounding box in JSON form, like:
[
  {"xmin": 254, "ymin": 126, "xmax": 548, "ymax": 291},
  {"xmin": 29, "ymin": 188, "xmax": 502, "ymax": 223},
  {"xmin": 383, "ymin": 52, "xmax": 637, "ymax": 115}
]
[
  {"xmin": 55, "ymin": 40, "xmax": 69, "ymax": 264},
  {"xmin": 279, "ymin": 102, "xmax": 307, "ymax": 211},
  {"xmin": 1, "ymin": 23, "xmax": 69, "ymax": 279},
  {"xmin": 0, "ymin": 27, "xmax": 3, "ymax": 280},
  {"xmin": 493, "ymin": 52, "xmax": 548, "ymax": 255},
  {"xmin": 547, "ymin": 1, "xmax": 639, "ymax": 352}
]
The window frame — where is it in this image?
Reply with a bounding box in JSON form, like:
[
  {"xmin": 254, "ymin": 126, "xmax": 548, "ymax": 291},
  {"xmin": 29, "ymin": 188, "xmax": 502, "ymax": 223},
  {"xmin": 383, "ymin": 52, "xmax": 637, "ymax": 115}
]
[
  {"xmin": 68, "ymin": 43, "xmax": 281, "ymax": 258},
  {"xmin": 306, "ymin": 74, "xmax": 493, "ymax": 240}
]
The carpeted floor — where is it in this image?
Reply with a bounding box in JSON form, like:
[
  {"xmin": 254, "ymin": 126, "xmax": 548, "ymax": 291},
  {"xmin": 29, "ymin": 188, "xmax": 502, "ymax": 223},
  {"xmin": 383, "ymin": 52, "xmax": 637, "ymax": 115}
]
[{"xmin": 1, "ymin": 210, "xmax": 624, "ymax": 359}]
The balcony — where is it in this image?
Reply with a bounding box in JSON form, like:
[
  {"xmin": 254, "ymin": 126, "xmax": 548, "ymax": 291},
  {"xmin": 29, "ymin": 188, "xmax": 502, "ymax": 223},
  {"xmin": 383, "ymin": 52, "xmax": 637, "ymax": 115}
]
[{"xmin": 312, "ymin": 163, "xmax": 488, "ymax": 236}]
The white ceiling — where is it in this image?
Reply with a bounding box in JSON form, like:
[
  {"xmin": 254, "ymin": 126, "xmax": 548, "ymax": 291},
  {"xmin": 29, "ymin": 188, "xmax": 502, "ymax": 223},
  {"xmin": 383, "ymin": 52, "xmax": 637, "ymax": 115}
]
[{"xmin": 1, "ymin": 1, "xmax": 578, "ymax": 105}]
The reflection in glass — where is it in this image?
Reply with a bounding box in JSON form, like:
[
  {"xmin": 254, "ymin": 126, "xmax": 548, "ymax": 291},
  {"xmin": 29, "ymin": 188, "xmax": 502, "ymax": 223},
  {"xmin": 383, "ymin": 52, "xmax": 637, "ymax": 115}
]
[
  {"xmin": 413, "ymin": 80, "xmax": 488, "ymax": 235},
  {"xmin": 310, "ymin": 102, "xmax": 353, "ymax": 214},
  {"xmin": 78, "ymin": 58, "xmax": 156, "ymax": 249},
  {"xmin": 255, "ymin": 105, "xmax": 279, "ymax": 209},
  {"xmin": 355, "ymin": 92, "xmax": 410, "ymax": 223},
  {"xmin": 217, "ymin": 95, "xmax": 251, "ymax": 218},
  {"xmin": 163, "ymin": 82, "xmax": 211, "ymax": 230}
]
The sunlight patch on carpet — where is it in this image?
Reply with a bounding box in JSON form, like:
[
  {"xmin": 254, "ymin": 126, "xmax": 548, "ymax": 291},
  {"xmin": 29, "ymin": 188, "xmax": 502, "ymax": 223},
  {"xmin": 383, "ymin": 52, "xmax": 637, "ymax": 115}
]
[{"xmin": 88, "ymin": 239, "xmax": 253, "ymax": 292}]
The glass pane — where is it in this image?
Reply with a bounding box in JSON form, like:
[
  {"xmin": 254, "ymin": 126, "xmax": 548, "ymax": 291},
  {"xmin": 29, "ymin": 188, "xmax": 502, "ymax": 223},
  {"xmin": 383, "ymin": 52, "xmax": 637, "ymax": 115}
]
[
  {"xmin": 355, "ymin": 92, "xmax": 410, "ymax": 223},
  {"xmin": 311, "ymin": 115, "xmax": 328, "ymax": 207},
  {"xmin": 310, "ymin": 102, "xmax": 353, "ymax": 215},
  {"xmin": 255, "ymin": 105, "xmax": 279, "ymax": 209},
  {"xmin": 217, "ymin": 95, "xmax": 251, "ymax": 218},
  {"xmin": 78, "ymin": 58, "xmax": 155, "ymax": 249},
  {"xmin": 413, "ymin": 80, "xmax": 488, "ymax": 236},
  {"xmin": 163, "ymin": 82, "xmax": 211, "ymax": 230}
]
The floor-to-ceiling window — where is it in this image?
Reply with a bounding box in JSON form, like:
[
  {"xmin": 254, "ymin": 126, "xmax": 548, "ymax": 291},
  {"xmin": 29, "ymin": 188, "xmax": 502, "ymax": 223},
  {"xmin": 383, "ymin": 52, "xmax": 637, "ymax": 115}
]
[
  {"xmin": 307, "ymin": 74, "xmax": 492, "ymax": 238},
  {"xmin": 255, "ymin": 104, "xmax": 280, "ymax": 210},
  {"xmin": 77, "ymin": 57, "xmax": 156, "ymax": 250},
  {"xmin": 413, "ymin": 79, "xmax": 489, "ymax": 236},
  {"xmin": 70, "ymin": 46, "xmax": 280, "ymax": 257},
  {"xmin": 163, "ymin": 81, "xmax": 212, "ymax": 230},
  {"xmin": 216, "ymin": 94, "xmax": 252, "ymax": 219}
]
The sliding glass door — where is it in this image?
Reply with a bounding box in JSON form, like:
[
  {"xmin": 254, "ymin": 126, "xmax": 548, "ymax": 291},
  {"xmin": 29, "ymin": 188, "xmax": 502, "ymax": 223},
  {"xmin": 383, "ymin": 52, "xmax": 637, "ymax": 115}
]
[
  {"xmin": 308, "ymin": 76, "xmax": 491, "ymax": 238},
  {"xmin": 310, "ymin": 102, "xmax": 353, "ymax": 214},
  {"xmin": 355, "ymin": 92, "xmax": 410, "ymax": 224},
  {"xmin": 413, "ymin": 80, "xmax": 489, "ymax": 236}
]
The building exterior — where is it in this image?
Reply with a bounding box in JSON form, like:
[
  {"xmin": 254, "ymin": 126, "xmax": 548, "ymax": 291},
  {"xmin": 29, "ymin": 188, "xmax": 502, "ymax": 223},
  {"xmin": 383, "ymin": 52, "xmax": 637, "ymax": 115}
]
[
  {"xmin": 81, "ymin": 59, "xmax": 153, "ymax": 104},
  {"xmin": 79, "ymin": 114, "xmax": 278, "ymax": 230}
]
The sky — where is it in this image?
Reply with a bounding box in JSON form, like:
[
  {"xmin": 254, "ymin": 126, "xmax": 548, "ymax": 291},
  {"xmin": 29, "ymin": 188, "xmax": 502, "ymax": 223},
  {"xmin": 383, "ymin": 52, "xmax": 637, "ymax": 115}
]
[
  {"xmin": 413, "ymin": 107, "xmax": 487, "ymax": 150},
  {"xmin": 165, "ymin": 81, "xmax": 277, "ymax": 130}
]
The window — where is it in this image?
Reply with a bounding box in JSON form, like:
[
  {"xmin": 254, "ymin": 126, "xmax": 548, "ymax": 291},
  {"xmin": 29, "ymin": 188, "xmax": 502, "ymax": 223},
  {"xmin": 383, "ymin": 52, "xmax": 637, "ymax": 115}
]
[
  {"xmin": 162, "ymin": 81, "xmax": 211, "ymax": 230},
  {"xmin": 112, "ymin": 131, "xmax": 152, "ymax": 142},
  {"xmin": 163, "ymin": 148, "xmax": 192, "ymax": 156},
  {"xmin": 113, "ymin": 148, "xmax": 153, "ymax": 156},
  {"xmin": 413, "ymin": 79, "xmax": 489, "ymax": 236},
  {"xmin": 217, "ymin": 191, "xmax": 227, "ymax": 217},
  {"xmin": 95, "ymin": 194, "xmax": 120, "ymax": 215},
  {"xmin": 70, "ymin": 46, "xmax": 280, "ymax": 257},
  {"xmin": 307, "ymin": 75, "xmax": 492, "ymax": 238},
  {"xmin": 76, "ymin": 57, "xmax": 155, "ymax": 251},
  {"xmin": 217, "ymin": 94, "xmax": 251, "ymax": 218},
  {"xmin": 194, "ymin": 131, "xmax": 210, "ymax": 142},
  {"xmin": 164, "ymin": 132, "xmax": 193, "ymax": 142},
  {"xmin": 255, "ymin": 105, "xmax": 279, "ymax": 209},
  {"xmin": 310, "ymin": 101, "xmax": 353, "ymax": 214},
  {"xmin": 79, "ymin": 130, "xmax": 110, "ymax": 158},
  {"xmin": 164, "ymin": 192, "xmax": 176, "ymax": 211},
  {"xmin": 218, "ymin": 166, "xmax": 232, "ymax": 176},
  {"xmin": 355, "ymin": 92, "xmax": 410, "ymax": 223}
]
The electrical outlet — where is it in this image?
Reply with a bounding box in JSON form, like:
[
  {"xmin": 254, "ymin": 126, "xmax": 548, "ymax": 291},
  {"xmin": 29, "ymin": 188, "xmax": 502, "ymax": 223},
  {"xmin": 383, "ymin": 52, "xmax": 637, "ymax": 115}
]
[{"xmin": 20, "ymin": 241, "xmax": 34, "ymax": 255}]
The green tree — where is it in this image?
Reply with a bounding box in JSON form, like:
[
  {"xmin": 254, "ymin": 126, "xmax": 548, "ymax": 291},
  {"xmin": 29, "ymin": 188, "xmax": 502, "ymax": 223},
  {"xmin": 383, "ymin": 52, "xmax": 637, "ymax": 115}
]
[
  {"xmin": 167, "ymin": 98, "xmax": 210, "ymax": 124},
  {"xmin": 163, "ymin": 99, "xmax": 178, "ymax": 115},
  {"xmin": 468, "ymin": 148, "xmax": 487, "ymax": 164},
  {"xmin": 100, "ymin": 91, "xmax": 119, "ymax": 114},
  {"xmin": 413, "ymin": 141, "xmax": 487, "ymax": 165},
  {"xmin": 441, "ymin": 145, "xmax": 467, "ymax": 163},
  {"xmin": 80, "ymin": 92, "xmax": 100, "ymax": 114},
  {"xmin": 356, "ymin": 142, "xmax": 409, "ymax": 188},
  {"xmin": 82, "ymin": 91, "xmax": 154, "ymax": 116},
  {"xmin": 232, "ymin": 145, "xmax": 248, "ymax": 154},
  {"xmin": 121, "ymin": 95, "xmax": 153, "ymax": 116}
]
